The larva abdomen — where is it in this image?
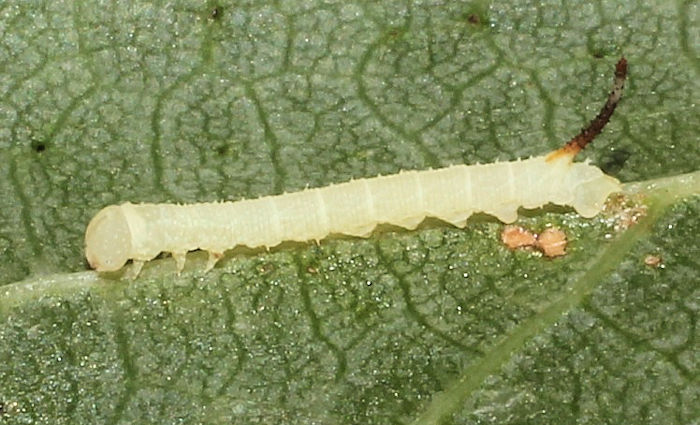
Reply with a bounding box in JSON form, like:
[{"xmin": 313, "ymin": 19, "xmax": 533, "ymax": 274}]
[{"xmin": 85, "ymin": 154, "xmax": 620, "ymax": 273}]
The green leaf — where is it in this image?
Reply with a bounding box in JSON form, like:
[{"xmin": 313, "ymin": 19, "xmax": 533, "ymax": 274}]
[{"xmin": 0, "ymin": 1, "xmax": 697, "ymax": 424}]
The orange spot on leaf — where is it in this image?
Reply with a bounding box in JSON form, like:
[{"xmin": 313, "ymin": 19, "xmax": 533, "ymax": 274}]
[
  {"xmin": 501, "ymin": 225, "xmax": 537, "ymax": 249},
  {"xmin": 643, "ymin": 254, "xmax": 663, "ymax": 268},
  {"xmin": 536, "ymin": 228, "xmax": 567, "ymax": 257}
]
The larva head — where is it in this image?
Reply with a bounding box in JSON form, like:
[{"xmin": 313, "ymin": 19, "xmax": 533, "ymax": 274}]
[{"xmin": 85, "ymin": 205, "xmax": 133, "ymax": 272}]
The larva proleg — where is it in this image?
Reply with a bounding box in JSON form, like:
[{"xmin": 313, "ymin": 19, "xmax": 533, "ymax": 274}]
[{"xmin": 85, "ymin": 58, "xmax": 627, "ymax": 275}]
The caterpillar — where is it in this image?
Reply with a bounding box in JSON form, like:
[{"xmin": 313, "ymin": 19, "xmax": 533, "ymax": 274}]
[{"xmin": 85, "ymin": 58, "xmax": 627, "ymax": 276}]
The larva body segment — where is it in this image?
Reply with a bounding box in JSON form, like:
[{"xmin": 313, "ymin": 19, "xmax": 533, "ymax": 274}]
[{"xmin": 85, "ymin": 153, "xmax": 620, "ymax": 272}]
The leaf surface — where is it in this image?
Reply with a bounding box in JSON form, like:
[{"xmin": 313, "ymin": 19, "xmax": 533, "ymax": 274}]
[{"xmin": 0, "ymin": 1, "xmax": 698, "ymax": 423}]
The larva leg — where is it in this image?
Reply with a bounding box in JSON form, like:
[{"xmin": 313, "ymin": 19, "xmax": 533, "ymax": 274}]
[
  {"xmin": 127, "ymin": 260, "xmax": 145, "ymax": 279},
  {"xmin": 444, "ymin": 216, "xmax": 468, "ymax": 228},
  {"xmin": 395, "ymin": 216, "xmax": 423, "ymax": 230},
  {"xmin": 172, "ymin": 252, "xmax": 187, "ymax": 274},
  {"xmin": 344, "ymin": 223, "xmax": 377, "ymax": 238},
  {"xmin": 441, "ymin": 211, "xmax": 475, "ymax": 228},
  {"xmin": 490, "ymin": 206, "xmax": 519, "ymax": 224},
  {"xmin": 204, "ymin": 251, "xmax": 223, "ymax": 272}
]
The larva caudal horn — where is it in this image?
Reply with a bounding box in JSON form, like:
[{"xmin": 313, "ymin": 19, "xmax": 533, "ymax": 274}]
[
  {"xmin": 546, "ymin": 57, "xmax": 627, "ymax": 162},
  {"xmin": 85, "ymin": 58, "xmax": 627, "ymax": 276}
]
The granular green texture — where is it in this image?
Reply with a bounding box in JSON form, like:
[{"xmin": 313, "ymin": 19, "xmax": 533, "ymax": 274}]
[{"xmin": 0, "ymin": 1, "xmax": 697, "ymax": 424}]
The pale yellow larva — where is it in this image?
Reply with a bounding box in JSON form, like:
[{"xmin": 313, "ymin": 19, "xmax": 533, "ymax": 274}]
[{"xmin": 85, "ymin": 58, "xmax": 627, "ymax": 276}]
